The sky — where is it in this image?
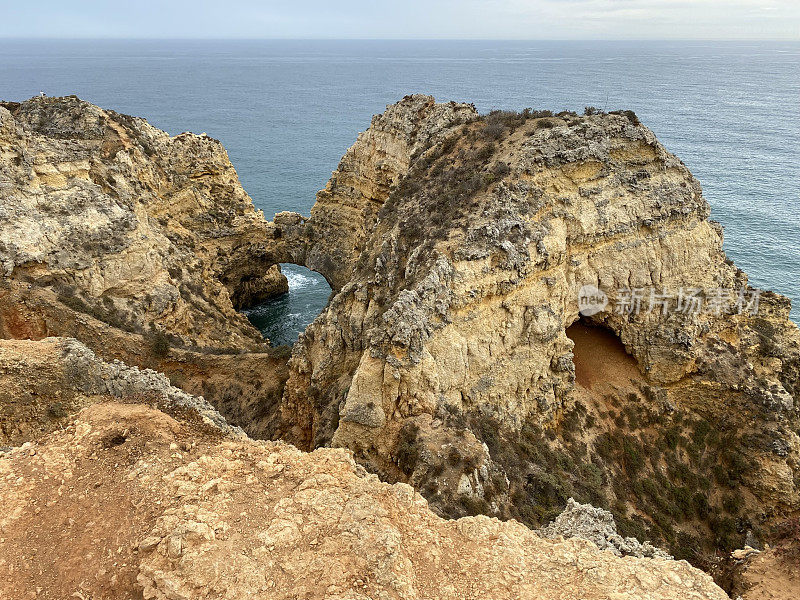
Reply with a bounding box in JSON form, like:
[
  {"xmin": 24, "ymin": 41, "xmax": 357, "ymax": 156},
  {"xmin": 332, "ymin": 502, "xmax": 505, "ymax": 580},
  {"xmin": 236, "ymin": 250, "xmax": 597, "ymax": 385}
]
[{"xmin": 1, "ymin": 0, "xmax": 798, "ymax": 40}]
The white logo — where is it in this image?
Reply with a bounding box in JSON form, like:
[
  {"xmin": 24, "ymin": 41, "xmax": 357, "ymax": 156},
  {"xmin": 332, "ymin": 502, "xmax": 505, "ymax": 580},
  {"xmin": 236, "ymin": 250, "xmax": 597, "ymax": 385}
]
[{"xmin": 578, "ymin": 284, "xmax": 608, "ymax": 316}]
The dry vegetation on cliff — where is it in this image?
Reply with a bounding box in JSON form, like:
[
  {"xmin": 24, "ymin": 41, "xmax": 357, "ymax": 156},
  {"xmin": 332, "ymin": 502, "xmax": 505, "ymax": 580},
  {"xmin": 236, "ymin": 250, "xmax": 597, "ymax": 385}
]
[{"xmin": 0, "ymin": 399, "xmax": 729, "ymax": 600}]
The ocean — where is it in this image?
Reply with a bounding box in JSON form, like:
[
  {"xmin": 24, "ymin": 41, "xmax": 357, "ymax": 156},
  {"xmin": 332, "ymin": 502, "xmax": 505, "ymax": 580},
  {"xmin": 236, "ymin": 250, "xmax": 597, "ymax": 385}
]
[{"xmin": 1, "ymin": 39, "xmax": 798, "ymax": 344}]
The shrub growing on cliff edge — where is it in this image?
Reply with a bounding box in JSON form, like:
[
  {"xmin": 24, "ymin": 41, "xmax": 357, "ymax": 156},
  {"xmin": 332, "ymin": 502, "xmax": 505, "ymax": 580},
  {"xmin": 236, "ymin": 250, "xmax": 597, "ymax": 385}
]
[
  {"xmin": 609, "ymin": 109, "xmax": 641, "ymax": 125},
  {"xmin": 534, "ymin": 118, "xmax": 558, "ymax": 130},
  {"xmin": 149, "ymin": 330, "xmax": 171, "ymax": 359},
  {"xmin": 396, "ymin": 422, "xmax": 420, "ymax": 475}
]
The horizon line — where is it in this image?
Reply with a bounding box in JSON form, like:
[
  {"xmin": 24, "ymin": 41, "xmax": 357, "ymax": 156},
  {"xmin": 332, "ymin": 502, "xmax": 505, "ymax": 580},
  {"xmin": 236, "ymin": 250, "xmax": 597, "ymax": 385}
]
[{"xmin": 1, "ymin": 36, "xmax": 799, "ymax": 43}]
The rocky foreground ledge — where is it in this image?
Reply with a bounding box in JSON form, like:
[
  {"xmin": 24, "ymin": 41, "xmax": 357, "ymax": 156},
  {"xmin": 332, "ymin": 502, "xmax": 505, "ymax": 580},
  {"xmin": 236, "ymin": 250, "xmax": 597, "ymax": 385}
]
[
  {"xmin": 0, "ymin": 397, "xmax": 726, "ymax": 600},
  {"xmin": 0, "ymin": 334, "xmax": 727, "ymax": 599}
]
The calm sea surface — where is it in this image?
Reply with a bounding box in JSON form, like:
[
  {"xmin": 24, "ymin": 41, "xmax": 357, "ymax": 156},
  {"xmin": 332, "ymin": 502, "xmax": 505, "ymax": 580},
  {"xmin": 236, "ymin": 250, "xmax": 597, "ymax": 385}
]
[{"xmin": 1, "ymin": 40, "xmax": 798, "ymax": 344}]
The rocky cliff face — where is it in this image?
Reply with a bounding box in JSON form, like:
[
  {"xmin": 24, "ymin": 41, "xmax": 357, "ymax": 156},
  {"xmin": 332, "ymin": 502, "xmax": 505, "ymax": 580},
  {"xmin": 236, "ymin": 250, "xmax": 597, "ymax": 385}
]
[
  {"xmin": 269, "ymin": 96, "xmax": 800, "ymax": 560},
  {"xmin": 0, "ymin": 96, "xmax": 285, "ymax": 351},
  {"xmin": 1, "ymin": 95, "xmax": 798, "ymax": 593},
  {"xmin": 0, "ymin": 96, "xmax": 295, "ymax": 434},
  {"xmin": 0, "ymin": 399, "xmax": 728, "ymax": 600}
]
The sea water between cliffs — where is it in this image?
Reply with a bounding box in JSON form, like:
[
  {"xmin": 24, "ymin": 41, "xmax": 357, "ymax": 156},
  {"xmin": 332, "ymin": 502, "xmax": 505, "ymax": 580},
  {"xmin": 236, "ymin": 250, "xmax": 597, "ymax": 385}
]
[{"xmin": 3, "ymin": 39, "xmax": 797, "ymax": 344}]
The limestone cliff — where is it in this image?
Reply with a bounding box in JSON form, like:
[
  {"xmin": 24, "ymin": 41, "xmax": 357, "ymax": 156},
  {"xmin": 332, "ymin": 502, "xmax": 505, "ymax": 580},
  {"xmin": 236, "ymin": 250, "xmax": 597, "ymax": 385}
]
[
  {"xmin": 0, "ymin": 398, "xmax": 728, "ymax": 600},
  {"xmin": 268, "ymin": 96, "xmax": 800, "ymax": 560},
  {"xmin": 0, "ymin": 95, "xmax": 285, "ymax": 351},
  {"xmin": 0, "ymin": 96, "xmax": 294, "ymax": 433},
  {"xmin": 2, "ymin": 95, "xmax": 798, "ymax": 584}
]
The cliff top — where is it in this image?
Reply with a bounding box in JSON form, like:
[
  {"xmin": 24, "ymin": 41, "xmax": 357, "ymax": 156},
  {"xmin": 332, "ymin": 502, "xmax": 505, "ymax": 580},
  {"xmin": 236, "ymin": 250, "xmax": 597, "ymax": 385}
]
[{"xmin": 0, "ymin": 398, "xmax": 728, "ymax": 600}]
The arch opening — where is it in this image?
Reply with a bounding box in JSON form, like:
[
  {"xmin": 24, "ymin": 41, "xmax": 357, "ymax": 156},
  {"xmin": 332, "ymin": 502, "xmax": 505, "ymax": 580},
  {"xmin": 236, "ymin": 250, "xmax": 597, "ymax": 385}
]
[{"xmin": 242, "ymin": 264, "xmax": 331, "ymax": 347}]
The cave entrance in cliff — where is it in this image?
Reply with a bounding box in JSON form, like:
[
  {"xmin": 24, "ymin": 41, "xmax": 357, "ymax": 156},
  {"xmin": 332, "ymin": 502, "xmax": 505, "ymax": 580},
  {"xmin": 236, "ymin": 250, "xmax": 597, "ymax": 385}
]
[
  {"xmin": 242, "ymin": 264, "xmax": 331, "ymax": 347},
  {"xmin": 565, "ymin": 319, "xmax": 640, "ymax": 390}
]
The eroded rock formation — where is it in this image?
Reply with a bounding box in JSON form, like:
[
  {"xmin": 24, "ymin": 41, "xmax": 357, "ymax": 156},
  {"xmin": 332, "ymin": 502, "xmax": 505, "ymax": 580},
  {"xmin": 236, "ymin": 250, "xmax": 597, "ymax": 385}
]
[
  {"xmin": 267, "ymin": 96, "xmax": 800, "ymax": 560},
  {"xmin": 538, "ymin": 497, "xmax": 672, "ymax": 559},
  {"xmin": 1, "ymin": 95, "xmax": 798, "ymax": 593},
  {"xmin": 0, "ymin": 95, "xmax": 285, "ymax": 350},
  {"xmin": 0, "ymin": 96, "xmax": 293, "ymax": 433}
]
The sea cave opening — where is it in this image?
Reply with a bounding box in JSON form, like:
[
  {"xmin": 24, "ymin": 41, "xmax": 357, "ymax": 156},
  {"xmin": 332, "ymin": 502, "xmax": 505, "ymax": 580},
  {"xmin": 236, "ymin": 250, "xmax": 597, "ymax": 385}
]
[
  {"xmin": 565, "ymin": 318, "xmax": 640, "ymax": 389},
  {"xmin": 242, "ymin": 264, "xmax": 331, "ymax": 347}
]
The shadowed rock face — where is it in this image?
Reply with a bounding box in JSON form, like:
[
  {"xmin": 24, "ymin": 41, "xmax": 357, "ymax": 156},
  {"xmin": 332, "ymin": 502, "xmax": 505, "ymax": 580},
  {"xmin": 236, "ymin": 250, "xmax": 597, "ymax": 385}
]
[{"xmin": 267, "ymin": 96, "xmax": 800, "ymax": 557}]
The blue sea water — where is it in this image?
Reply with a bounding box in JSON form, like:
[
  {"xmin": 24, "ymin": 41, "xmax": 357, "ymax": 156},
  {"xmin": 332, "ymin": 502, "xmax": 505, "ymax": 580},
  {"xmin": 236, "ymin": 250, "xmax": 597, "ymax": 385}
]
[
  {"xmin": 242, "ymin": 263, "xmax": 331, "ymax": 346},
  {"xmin": 1, "ymin": 40, "xmax": 798, "ymax": 342}
]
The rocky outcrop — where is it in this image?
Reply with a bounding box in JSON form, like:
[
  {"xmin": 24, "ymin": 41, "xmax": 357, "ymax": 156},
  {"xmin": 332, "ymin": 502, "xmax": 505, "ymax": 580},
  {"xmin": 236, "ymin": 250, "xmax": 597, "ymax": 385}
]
[
  {"xmin": 0, "ymin": 336, "xmax": 243, "ymax": 446},
  {"xmin": 0, "ymin": 95, "xmax": 285, "ymax": 351},
  {"xmin": 0, "ymin": 96, "xmax": 297, "ymax": 435},
  {"xmin": 264, "ymin": 96, "xmax": 477, "ymax": 288},
  {"xmin": 539, "ymin": 498, "xmax": 671, "ymax": 559},
  {"xmin": 1, "ymin": 94, "xmax": 798, "ymax": 583},
  {"xmin": 0, "ymin": 401, "xmax": 728, "ymax": 600},
  {"xmin": 269, "ymin": 97, "xmax": 800, "ymax": 558}
]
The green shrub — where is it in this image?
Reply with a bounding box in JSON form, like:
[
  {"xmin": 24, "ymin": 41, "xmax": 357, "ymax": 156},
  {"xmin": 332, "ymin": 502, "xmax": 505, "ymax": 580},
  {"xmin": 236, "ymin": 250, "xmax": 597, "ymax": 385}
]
[
  {"xmin": 526, "ymin": 471, "xmax": 572, "ymax": 506},
  {"xmin": 692, "ymin": 492, "xmax": 710, "ymax": 519},
  {"xmin": 396, "ymin": 422, "xmax": 420, "ymax": 475},
  {"xmin": 447, "ymin": 446, "xmax": 462, "ymax": 466},
  {"xmin": 671, "ymin": 486, "xmax": 694, "ymax": 521},
  {"xmin": 622, "ymin": 435, "xmax": 644, "ymax": 476},
  {"xmin": 690, "ymin": 418, "xmax": 711, "ymax": 448},
  {"xmin": 664, "ymin": 426, "xmax": 680, "ymax": 451},
  {"xmin": 47, "ymin": 402, "xmax": 68, "ymax": 419},
  {"xmin": 710, "ymin": 515, "xmax": 739, "ymax": 549},
  {"xmin": 149, "ymin": 330, "xmax": 171, "ymax": 359},
  {"xmin": 712, "ymin": 464, "xmax": 733, "ymax": 488},
  {"xmin": 609, "ymin": 109, "xmax": 640, "ymax": 125},
  {"xmin": 673, "ymin": 532, "xmax": 702, "ymax": 562},
  {"xmin": 722, "ymin": 494, "xmax": 743, "ymax": 515},
  {"xmin": 458, "ymin": 494, "xmax": 489, "ymax": 516}
]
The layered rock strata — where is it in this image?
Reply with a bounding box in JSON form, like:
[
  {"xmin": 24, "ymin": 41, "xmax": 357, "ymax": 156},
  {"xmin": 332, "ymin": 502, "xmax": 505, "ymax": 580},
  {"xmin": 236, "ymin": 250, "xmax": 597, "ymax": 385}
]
[
  {"xmin": 2, "ymin": 94, "xmax": 798, "ymax": 572},
  {"xmin": 0, "ymin": 96, "xmax": 293, "ymax": 432},
  {"xmin": 266, "ymin": 96, "xmax": 800, "ymax": 558},
  {"xmin": 0, "ymin": 95, "xmax": 285, "ymax": 351}
]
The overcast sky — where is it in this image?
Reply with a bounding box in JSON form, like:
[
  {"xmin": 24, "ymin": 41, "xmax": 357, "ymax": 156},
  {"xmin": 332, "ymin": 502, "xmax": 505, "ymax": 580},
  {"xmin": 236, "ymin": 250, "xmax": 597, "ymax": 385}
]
[{"xmin": 2, "ymin": 0, "xmax": 799, "ymax": 40}]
